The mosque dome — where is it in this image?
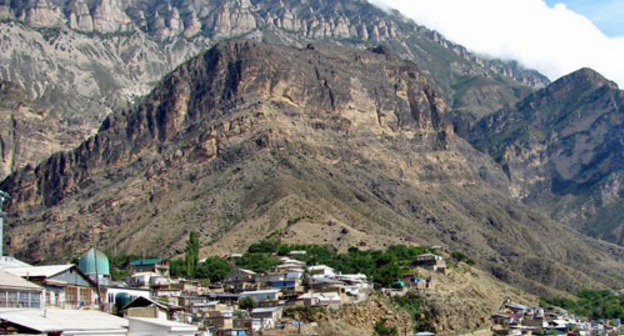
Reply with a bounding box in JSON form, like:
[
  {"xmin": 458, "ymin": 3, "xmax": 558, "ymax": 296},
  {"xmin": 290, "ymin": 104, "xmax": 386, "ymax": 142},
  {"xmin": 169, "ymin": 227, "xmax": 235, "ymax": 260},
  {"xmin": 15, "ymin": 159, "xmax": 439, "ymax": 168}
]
[{"xmin": 78, "ymin": 247, "xmax": 110, "ymax": 276}]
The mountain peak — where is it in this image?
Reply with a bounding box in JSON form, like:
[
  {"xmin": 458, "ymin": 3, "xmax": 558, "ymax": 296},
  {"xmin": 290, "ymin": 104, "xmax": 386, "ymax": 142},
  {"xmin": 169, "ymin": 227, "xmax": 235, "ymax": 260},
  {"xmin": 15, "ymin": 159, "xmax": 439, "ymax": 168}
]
[{"xmin": 549, "ymin": 67, "xmax": 618, "ymax": 93}]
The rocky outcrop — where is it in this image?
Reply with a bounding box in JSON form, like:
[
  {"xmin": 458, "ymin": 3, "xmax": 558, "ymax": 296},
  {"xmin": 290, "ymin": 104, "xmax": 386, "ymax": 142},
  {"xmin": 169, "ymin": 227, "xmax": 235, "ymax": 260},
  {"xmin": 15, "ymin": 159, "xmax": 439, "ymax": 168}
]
[
  {"xmin": 67, "ymin": 0, "xmax": 93, "ymax": 32},
  {"xmin": 92, "ymin": 0, "xmax": 133, "ymax": 33},
  {"xmin": 21, "ymin": 0, "xmax": 63, "ymax": 28}
]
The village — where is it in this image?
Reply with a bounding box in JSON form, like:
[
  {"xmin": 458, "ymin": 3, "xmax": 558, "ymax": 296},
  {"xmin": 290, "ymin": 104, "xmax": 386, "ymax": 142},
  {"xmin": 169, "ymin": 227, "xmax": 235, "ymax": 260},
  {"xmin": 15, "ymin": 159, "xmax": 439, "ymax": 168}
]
[{"xmin": 0, "ymin": 243, "xmax": 621, "ymax": 336}]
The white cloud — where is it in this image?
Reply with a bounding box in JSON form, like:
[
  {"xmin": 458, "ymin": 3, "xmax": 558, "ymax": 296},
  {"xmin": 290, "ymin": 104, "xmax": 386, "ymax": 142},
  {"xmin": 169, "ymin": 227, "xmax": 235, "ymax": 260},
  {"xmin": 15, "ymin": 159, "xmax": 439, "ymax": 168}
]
[{"xmin": 368, "ymin": 0, "xmax": 624, "ymax": 87}]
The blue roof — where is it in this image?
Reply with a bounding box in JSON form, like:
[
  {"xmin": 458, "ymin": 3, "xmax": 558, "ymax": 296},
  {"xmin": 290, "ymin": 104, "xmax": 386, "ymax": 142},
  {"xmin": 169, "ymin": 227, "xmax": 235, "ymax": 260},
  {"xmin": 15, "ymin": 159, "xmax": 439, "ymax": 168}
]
[
  {"xmin": 130, "ymin": 258, "xmax": 165, "ymax": 266},
  {"xmin": 78, "ymin": 248, "xmax": 110, "ymax": 276}
]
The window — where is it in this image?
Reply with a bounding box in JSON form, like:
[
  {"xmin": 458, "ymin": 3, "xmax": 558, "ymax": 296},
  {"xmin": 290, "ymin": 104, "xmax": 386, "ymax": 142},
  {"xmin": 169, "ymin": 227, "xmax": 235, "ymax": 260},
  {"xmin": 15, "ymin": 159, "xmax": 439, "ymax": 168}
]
[
  {"xmin": 29, "ymin": 292, "xmax": 41, "ymax": 308},
  {"xmin": 18, "ymin": 292, "xmax": 29, "ymax": 307},
  {"xmin": 0, "ymin": 290, "xmax": 6, "ymax": 307},
  {"xmin": 7, "ymin": 291, "xmax": 18, "ymax": 307},
  {"xmin": 79, "ymin": 287, "xmax": 92, "ymax": 305},
  {"xmin": 66, "ymin": 286, "xmax": 78, "ymax": 305}
]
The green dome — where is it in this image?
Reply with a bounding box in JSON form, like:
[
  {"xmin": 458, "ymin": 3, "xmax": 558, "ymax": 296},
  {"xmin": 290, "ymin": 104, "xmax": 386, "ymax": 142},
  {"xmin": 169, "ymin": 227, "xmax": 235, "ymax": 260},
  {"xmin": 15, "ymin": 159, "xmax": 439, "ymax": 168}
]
[{"xmin": 78, "ymin": 247, "xmax": 110, "ymax": 276}]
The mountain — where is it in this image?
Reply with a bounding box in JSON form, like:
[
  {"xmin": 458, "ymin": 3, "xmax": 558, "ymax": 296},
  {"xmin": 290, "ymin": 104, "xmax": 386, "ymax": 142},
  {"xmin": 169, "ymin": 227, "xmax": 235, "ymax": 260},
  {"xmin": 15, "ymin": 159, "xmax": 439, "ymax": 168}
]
[
  {"xmin": 0, "ymin": 0, "xmax": 548, "ymax": 177},
  {"xmin": 0, "ymin": 80, "xmax": 87, "ymax": 177},
  {"xmin": 2, "ymin": 40, "xmax": 624, "ymax": 297},
  {"xmin": 470, "ymin": 68, "xmax": 624, "ymax": 245}
]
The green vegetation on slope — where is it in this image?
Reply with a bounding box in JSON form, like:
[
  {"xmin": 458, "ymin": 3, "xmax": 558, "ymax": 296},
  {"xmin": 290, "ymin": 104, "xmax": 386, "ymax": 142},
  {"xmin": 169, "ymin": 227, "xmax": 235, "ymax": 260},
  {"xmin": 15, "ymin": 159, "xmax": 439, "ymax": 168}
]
[{"xmin": 541, "ymin": 290, "xmax": 624, "ymax": 319}]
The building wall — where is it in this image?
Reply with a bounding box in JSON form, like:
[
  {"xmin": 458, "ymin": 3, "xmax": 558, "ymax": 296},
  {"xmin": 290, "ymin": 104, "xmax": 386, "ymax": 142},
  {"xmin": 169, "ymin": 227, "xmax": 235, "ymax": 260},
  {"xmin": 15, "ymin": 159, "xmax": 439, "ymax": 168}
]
[{"xmin": 128, "ymin": 319, "xmax": 195, "ymax": 336}]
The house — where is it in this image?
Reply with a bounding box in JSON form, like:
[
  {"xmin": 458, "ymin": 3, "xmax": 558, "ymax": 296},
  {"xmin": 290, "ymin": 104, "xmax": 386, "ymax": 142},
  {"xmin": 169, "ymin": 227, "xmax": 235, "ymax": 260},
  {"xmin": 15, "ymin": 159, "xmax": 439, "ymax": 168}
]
[
  {"xmin": 130, "ymin": 272, "xmax": 157, "ymax": 288},
  {"xmin": 308, "ymin": 277, "xmax": 344, "ymax": 292},
  {"xmin": 207, "ymin": 310, "xmax": 234, "ymax": 329},
  {"xmin": 5, "ymin": 264, "xmax": 99, "ymax": 308},
  {"xmin": 239, "ymin": 289, "xmax": 281, "ymax": 305},
  {"xmin": 121, "ymin": 295, "xmax": 171, "ymax": 320},
  {"xmin": 0, "ymin": 308, "xmax": 128, "ymax": 336},
  {"xmin": 130, "ymin": 258, "xmax": 170, "ymax": 277},
  {"xmin": 226, "ymin": 269, "xmax": 257, "ymax": 292},
  {"xmin": 191, "ymin": 301, "xmax": 230, "ymax": 315},
  {"xmin": 127, "ymin": 317, "xmax": 198, "ymax": 336},
  {"xmin": 298, "ymin": 292, "xmax": 342, "ymax": 307},
  {"xmin": 307, "ymin": 265, "xmax": 335, "ymax": 278},
  {"xmin": 251, "ymin": 306, "xmax": 283, "ymax": 328},
  {"xmin": 414, "ymin": 254, "xmax": 447, "ymax": 273},
  {"xmin": 403, "ymin": 274, "xmax": 434, "ymax": 289},
  {"xmin": 0, "ymin": 269, "xmax": 43, "ymax": 308},
  {"xmin": 102, "ymin": 286, "xmax": 151, "ymax": 314}
]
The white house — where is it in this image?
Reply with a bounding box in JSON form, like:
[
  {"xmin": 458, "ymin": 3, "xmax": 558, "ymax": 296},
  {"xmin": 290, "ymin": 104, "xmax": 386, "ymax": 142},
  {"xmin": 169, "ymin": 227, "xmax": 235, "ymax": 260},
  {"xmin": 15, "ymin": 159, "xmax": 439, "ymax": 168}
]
[
  {"xmin": 127, "ymin": 317, "xmax": 197, "ymax": 336},
  {"xmin": 307, "ymin": 265, "xmax": 335, "ymax": 278}
]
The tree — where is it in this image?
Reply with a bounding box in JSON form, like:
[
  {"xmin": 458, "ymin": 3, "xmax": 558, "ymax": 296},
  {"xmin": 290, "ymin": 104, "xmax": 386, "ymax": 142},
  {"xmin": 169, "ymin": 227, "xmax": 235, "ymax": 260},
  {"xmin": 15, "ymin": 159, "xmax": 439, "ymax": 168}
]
[
  {"xmin": 196, "ymin": 257, "xmax": 232, "ymax": 282},
  {"xmin": 185, "ymin": 231, "xmax": 200, "ymax": 277},
  {"xmin": 239, "ymin": 297, "xmax": 256, "ymax": 311}
]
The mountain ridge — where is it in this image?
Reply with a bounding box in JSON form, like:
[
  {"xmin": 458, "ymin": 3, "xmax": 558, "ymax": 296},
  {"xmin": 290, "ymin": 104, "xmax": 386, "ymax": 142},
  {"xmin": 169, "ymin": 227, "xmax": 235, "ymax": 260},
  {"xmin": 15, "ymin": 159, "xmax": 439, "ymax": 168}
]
[{"xmin": 2, "ymin": 40, "xmax": 624, "ymax": 298}]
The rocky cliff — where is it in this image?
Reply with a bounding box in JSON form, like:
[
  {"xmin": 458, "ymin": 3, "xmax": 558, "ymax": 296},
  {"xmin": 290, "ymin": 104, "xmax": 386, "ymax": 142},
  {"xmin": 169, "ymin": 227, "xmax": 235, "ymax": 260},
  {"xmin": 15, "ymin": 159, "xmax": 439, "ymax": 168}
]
[
  {"xmin": 470, "ymin": 68, "xmax": 624, "ymax": 245},
  {"xmin": 2, "ymin": 41, "xmax": 623, "ymax": 297},
  {"xmin": 0, "ymin": 0, "xmax": 548, "ymax": 178}
]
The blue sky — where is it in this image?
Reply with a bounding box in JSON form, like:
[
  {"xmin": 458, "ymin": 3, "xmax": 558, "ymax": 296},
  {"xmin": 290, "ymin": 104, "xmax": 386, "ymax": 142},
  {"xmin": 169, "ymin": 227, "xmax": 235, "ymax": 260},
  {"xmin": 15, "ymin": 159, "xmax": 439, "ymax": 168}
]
[{"xmin": 545, "ymin": 0, "xmax": 624, "ymax": 37}]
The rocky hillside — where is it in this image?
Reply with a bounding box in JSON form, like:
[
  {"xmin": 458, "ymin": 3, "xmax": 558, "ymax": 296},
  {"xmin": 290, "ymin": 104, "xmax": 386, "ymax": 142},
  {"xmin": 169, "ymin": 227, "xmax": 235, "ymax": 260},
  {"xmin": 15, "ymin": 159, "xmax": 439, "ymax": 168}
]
[
  {"xmin": 470, "ymin": 68, "xmax": 624, "ymax": 245},
  {"xmin": 0, "ymin": 0, "xmax": 548, "ymax": 177},
  {"xmin": 2, "ymin": 40, "xmax": 623, "ymax": 297},
  {"xmin": 0, "ymin": 80, "xmax": 86, "ymax": 177}
]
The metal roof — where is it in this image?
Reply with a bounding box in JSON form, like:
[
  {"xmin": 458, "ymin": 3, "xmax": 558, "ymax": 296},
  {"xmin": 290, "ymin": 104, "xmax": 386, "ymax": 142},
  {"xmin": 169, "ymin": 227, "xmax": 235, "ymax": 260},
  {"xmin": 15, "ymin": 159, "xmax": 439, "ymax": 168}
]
[
  {"xmin": 251, "ymin": 307, "xmax": 282, "ymax": 313},
  {"xmin": 0, "ymin": 269, "xmax": 42, "ymax": 290},
  {"xmin": 5, "ymin": 264, "xmax": 74, "ymax": 278},
  {"xmin": 0, "ymin": 308, "xmax": 128, "ymax": 333},
  {"xmin": 0, "ymin": 256, "xmax": 32, "ymax": 269},
  {"xmin": 130, "ymin": 258, "xmax": 165, "ymax": 266}
]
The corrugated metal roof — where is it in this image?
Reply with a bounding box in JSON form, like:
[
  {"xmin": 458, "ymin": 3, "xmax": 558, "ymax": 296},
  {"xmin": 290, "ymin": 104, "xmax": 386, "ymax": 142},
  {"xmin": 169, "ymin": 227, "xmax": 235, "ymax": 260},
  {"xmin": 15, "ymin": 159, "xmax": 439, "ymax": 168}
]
[
  {"xmin": 0, "ymin": 308, "xmax": 128, "ymax": 332},
  {"xmin": 0, "ymin": 269, "xmax": 42, "ymax": 290},
  {"xmin": 5, "ymin": 265, "xmax": 74, "ymax": 278}
]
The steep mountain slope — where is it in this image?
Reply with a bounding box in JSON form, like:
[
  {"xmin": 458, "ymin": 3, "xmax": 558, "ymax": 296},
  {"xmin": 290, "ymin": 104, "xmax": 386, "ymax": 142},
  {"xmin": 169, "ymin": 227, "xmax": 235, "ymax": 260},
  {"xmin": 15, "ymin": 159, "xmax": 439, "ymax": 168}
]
[
  {"xmin": 2, "ymin": 41, "xmax": 623, "ymax": 296},
  {"xmin": 0, "ymin": 0, "xmax": 548, "ymax": 177},
  {"xmin": 0, "ymin": 80, "xmax": 86, "ymax": 177},
  {"xmin": 470, "ymin": 68, "xmax": 624, "ymax": 245}
]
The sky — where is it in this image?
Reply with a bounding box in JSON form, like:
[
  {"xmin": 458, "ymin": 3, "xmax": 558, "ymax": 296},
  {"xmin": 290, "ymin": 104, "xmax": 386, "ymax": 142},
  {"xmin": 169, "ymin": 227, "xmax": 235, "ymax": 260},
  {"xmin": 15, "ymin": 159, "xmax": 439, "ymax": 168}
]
[{"xmin": 368, "ymin": 0, "xmax": 624, "ymax": 87}]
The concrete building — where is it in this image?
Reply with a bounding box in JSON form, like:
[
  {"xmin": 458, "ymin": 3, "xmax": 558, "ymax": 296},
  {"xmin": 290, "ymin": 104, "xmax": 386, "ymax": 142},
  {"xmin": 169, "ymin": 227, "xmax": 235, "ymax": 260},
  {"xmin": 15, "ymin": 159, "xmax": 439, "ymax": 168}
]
[{"xmin": 0, "ymin": 269, "xmax": 43, "ymax": 308}]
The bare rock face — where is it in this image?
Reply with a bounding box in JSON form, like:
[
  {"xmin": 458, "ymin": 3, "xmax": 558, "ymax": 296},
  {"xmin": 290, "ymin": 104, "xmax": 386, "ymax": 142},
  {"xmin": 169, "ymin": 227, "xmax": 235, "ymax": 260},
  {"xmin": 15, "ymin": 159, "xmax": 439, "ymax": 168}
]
[
  {"xmin": 0, "ymin": 81, "xmax": 84, "ymax": 178},
  {"xmin": 67, "ymin": 0, "xmax": 93, "ymax": 32},
  {"xmin": 23, "ymin": 0, "xmax": 63, "ymax": 28},
  {"xmin": 92, "ymin": 0, "xmax": 133, "ymax": 33}
]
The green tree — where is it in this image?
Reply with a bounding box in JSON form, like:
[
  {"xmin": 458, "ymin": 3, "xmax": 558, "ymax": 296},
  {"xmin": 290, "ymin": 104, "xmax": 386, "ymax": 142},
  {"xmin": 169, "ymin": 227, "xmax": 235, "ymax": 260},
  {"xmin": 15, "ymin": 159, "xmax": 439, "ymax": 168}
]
[
  {"xmin": 185, "ymin": 231, "xmax": 200, "ymax": 277},
  {"xmin": 196, "ymin": 257, "xmax": 232, "ymax": 282},
  {"xmin": 239, "ymin": 297, "xmax": 256, "ymax": 311}
]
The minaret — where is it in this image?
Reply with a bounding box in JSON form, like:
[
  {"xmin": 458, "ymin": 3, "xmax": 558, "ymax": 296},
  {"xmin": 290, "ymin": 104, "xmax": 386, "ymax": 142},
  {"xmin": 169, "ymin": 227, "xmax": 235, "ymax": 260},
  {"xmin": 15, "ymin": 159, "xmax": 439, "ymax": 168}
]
[{"xmin": 0, "ymin": 190, "xmax": 10, "ymax": 256}]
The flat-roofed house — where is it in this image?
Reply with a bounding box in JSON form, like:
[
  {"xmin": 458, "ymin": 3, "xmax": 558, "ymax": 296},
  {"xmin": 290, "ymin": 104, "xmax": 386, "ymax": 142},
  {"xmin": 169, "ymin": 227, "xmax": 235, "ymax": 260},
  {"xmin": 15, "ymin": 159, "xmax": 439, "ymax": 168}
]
[
  {"xmin": 414, "ymin": 254, "xmax": 447, "ymax": 273},
  {"xmin": 0, "ymin": 269, "xmax": 43, "ymax": 308}
]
